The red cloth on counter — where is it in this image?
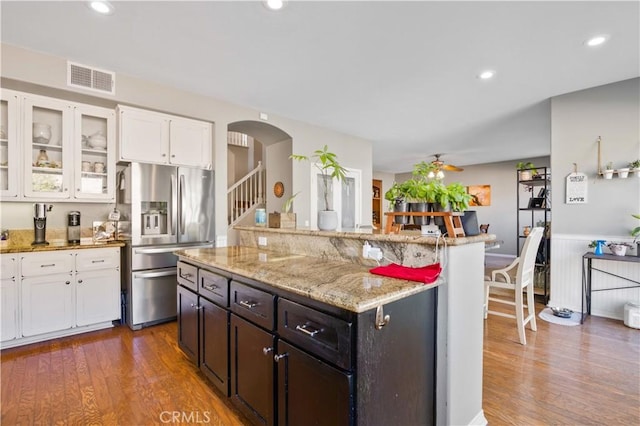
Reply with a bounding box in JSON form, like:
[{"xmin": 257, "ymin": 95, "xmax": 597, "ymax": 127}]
[{"xmin": 369, "ymin": 262, "xmax": 442, "ymax": 284}]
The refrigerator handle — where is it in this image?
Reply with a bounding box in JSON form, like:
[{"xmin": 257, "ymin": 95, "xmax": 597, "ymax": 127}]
[
  {"xmin": 179, "ymin": 174, "xmax": 186, "ymax": 234},
  {"xmin": 170, "ymin": 174, "xmax": 177, "ymax": 235}
]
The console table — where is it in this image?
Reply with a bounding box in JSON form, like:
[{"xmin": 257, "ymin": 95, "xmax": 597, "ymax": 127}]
[
  {"xmin": 384, "ymin": 212, "xmax": 466, "ymax": 237},
  {"xmin": 581, "ymin": 252, "xmax": 640, "ymax": 323}
]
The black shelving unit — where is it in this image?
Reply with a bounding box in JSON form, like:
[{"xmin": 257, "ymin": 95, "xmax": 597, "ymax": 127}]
[{"xmin": 517, "ymin": 166, "xmax": 551, "ymax": 303}]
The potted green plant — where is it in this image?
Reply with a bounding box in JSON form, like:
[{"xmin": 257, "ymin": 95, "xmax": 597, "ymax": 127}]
[
  {"xmin": 629, "ymin": 159, "xmax": 640, "ymax": 178},
  {"xmin": 516, "ymin": 162, "xmax": 537, "ymax": 181},
  {"xmin": 603, "ymin": 161, "xmax": 614, "ymax": 179},
  {"xmin": 268, "ymin": 192, "xmax": 299, "ymax": 229},
  {"xmin": 290, "ymin": 145, "xmax": 347, "ymax": 231},
  {"xmin": 385, "ymin": 182, "xmax": 409, "ymax": 225},
  {"xmin": 446, "ymin": 182, "xmax": 472, "ymax": 212},
  {"xmin": 632, "ymin": 213, "xmax": 640, "ymax": 257}
]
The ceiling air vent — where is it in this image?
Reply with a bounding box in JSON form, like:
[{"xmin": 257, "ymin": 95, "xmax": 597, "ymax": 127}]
[{"xmin": 67, "ymin": 61, "xmax": 115, "ymax": 95}]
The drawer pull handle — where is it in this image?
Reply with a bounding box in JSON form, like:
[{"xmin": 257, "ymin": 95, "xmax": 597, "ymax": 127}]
[
  {"xmin": 182, "ymin": 272, "xmax": 193, "ymax": 279},
  {"xmin": 204, "ymin": 284, "xmax": 218, "ymax": 291},
  {"xmin": 262, "ymin": 347, "xmax": 273, "ymax": 356},
  {"xmin": 239, "ymin": 300, "xmax": 257, "ymax": 309},
  {"xmin": 274, "ymin": 353, "xmax": 288, "ymax": 362},
  {"xmin": 41, "ymin": 263, "xmax": 56, "ymax": 268},
  {"xmin": 296, "ymin": 324, "xmax": 320, "ymax": 337},
  {"xmin": 91, "ymin": 260, "xmax": 105, "ymax": 263}
]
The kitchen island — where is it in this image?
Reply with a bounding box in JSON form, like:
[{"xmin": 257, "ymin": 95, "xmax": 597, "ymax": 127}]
[{"xmin": 176, "ymin": 227, "xmax": 492, "ymax": 426}]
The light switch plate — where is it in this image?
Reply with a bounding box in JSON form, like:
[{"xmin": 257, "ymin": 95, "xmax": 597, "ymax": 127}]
[{"xmin": 258, "ymin": 236, "xmax": 267, "ymax": 246}]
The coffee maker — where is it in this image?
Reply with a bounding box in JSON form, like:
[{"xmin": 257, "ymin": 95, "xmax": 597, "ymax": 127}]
[
  {"xmin": 67, "ymin": 211, "xmax": 81, "ymax": 244},
  {"xmin": 32, "ymin": 203, "xmax": 53, "ymax": 246}
]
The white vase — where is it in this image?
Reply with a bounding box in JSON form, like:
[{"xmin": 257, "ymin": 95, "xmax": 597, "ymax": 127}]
[
  {"xmin": 519, "ymin": 170, "xmax": 531, "ymax": 181},
  {"xmin": 634, "ymin": 168, "xmax": 640, "ymax": 178},
  {"xmin": 609, "ymin": 244, "xmax": 627, "ymax": 256},
  {"xmin": 317, "ymin": 210, "xmax": 338, "ymax": 231},
  {"xmin": 618, "ymin": 168, "xmax": 630, "ymax": 178},
  {"xmin": 603, "ymin": 170, "xmax": 614, "ymax": 179}
]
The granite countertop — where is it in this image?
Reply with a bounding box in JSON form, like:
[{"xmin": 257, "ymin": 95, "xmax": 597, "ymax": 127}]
[
  {"xmin": 234, "ymin": 225, "xmax": 495, "ymax": 246},
  {"xmin": 0, "ymin": 237, "xmax": 125, "ymax": 254},
  {"xmin": 176, "ymin": 246, "xmax": 442, "ymax": 313}
]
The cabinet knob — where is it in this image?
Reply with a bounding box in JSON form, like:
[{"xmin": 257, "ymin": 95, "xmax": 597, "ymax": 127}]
[
  {"xmin": 162, "ymin": 153, "xmax": 167, "ymax": 157},
  {"xmin": 171, "ymin": 154, "xmax": 175, "ymax": 158},
  {"xmin": 65, "ymin": 281, "xmax": 71, "ymax": 285},
  {"xmin": 274, "ymin": 353, "xmax": 288, "ymax": 363},
  {"xmin": 262, "ymin": 347, "xmax": 273, "ymax": 356},
  {"xmin": 78, "ymin": 279, "xmax": 83, "ymax": 283}
]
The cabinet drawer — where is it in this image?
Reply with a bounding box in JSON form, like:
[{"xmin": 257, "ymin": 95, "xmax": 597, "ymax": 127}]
[
  {"xmin": 278, "ymin": 298, "xmax": 352, "ymax": 371},
  {"xmin": 230, "ymin": 281, "xmax": 274, "ymax": 331},
  {"xmin": 21, "ymin": 252, "xmax": 74, "ymax": 277},
  {"xmin": 76, "ymin": 248, "xmax": 120, "ymax": 271},
  {"xmin": 177, "ymin": 261, "xmax": 198, "ymax": 292},
  {"xmin": 199, "ymin": 269, "xmax": 228, "ymax": 307}
]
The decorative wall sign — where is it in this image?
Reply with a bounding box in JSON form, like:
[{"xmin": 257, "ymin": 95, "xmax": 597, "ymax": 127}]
[
  {"xmin": 467, "ymin": 185, "xmax": 491, "ymax": 206},
  {"xmin": 273, "ymin": 181, "xmax": 285, "ymax": 198},
  {"xmin": 566, "ymin": 172, "xmax": 588, "ymax": 204}
]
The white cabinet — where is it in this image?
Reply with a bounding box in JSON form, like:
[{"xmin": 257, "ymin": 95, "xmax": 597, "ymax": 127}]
[
  {"xmin": 75, "ymin": 248, "xmax": 120, "ymax": 326},
  {"xmin": 23, "ymin": 95, "xmax": 74, "ymax": 199},
  {"xmin": 0, "ymin": 90, "xmax": 21, "ymax": 198},
  {"xmin": 20, "ymin": 251, "xmax": 75, "ymax": 337},
  {"xmin": 118, "ymin": 105, "xmax": 169, "ymax": 164},
  {"xmin": 73, "ymin": 105, "xmax": 117, "ymax": 200},
  {"xmin": 21, "ymin": 273, "xmax": 75, "ymax": 337},
  {"xmin": 1, "ymin": 254, "xmax": 19, "ymax": 342},
  {"xmin": 118, "ymin": 105, "xmax": 212, "ymax": 169},
  {"xmin": 169, "ymin": 116, "xmax": 212, "ymax": 169},
  {"xmin": 0, "ymin": 90, "xmax": 116, "ymax": 202},
  {"xmin": 7, "ymin": 247, "xmax": 121, "ymax": 346}
]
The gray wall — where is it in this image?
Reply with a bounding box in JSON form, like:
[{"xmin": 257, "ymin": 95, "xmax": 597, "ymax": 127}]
[
  {"xmin": 551, "ymin": 78, "xmax": 640, "ymax": 236},
  {"xmin": 265, "ymin": 139, "xmax": 293, "ymax": 213}
]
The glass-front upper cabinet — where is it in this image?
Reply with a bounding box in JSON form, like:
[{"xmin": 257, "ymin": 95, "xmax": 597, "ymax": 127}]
[
  {"xmin": 0, "ymin": 90, "xmax": 20, "ymax": 198},
  {"xmin": 73, "ymin": 105, "xmax": 116, "ymax": 200},
  {"xmin": 23, "ymin": 95, "xmax": 73, "ymax": 199}
]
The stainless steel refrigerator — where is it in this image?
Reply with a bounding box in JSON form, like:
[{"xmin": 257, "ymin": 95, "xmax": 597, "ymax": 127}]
[{"xmin": 118, "ymin": 162, "xmax": 214, "ymax": 330}]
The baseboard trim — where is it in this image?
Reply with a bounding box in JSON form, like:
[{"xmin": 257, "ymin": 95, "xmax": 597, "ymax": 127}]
[{"xmin": 468, "ymin": 410, "xmax": 488, "ymax": 426}]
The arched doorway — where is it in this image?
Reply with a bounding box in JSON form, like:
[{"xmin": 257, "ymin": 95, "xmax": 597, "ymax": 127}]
[{"xmin": 226, "ymin": 120, "xmax": 293, "ymax": 227}]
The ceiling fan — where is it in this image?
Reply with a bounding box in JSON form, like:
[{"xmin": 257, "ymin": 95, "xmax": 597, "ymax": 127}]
[{"xmin": 431, "ymin": 154, "xmax": 463, "ymax": 172}]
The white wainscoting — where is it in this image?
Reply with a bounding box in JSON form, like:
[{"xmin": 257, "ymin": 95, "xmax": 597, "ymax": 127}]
[{"xmin": 550, "ymin": 234, "xmax": 639, "ymax": 320}]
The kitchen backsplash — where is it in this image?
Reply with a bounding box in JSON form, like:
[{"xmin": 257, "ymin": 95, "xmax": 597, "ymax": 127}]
[{"xmin": 0, "ymin": 201, "xmax": 117, "ymax": 230}]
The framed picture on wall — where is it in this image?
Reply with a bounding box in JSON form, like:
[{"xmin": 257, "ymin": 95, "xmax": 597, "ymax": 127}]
[{"xmin": 467, "ymin": 185, "xmax": 491, "ymax": 206}]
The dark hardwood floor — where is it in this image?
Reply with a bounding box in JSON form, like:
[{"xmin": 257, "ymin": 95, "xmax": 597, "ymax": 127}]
[{"xmin": 2, "ymin": 302, "xmax": 639, "ymax": 425}]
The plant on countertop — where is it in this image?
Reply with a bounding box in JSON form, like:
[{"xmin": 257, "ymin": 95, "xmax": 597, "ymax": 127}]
[
  {"xmin": 385, "ymin": 182, "xmax": 405, "ymax": 203},
  {"xmin": 437, "ymin": 182, "xmax": 472, "ymax": 212},
  {"xmin": 282, "ymin": 191, "xmax": 300, "ymax": 213},
  {"xmin": 629, "ymin": 160, "xmax": 640, "ymax": 169},
  {"xmin": 604, "ymin": 161, "xmax": 614, "ymax": 170},
  {"xmin": 290, "ymin": 145, "xmax": 347, "ymax": 211}
]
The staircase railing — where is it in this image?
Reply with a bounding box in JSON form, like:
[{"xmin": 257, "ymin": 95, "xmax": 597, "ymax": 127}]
[{"xmin": 227, "ymin": 161, "xmax": 265, "ymax": 225}]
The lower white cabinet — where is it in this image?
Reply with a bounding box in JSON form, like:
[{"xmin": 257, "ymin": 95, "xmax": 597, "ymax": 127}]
[
  {"xmin": 1, "ymin": 247, "xmax": 121, "ymax": 348},
  {"xmin": 76, "ymin": 268, "xmax": 120, "ymax": 327},
  {"xmin": 21, "ymin": 272, "xmax": 75, "ymax": 336},
  {"xmin": 0, "ymin": 254, "xmax": 19, "ymax": 342}
]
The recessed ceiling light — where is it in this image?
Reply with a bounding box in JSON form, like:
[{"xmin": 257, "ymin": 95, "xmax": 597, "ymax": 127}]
[
  {"xmin": 87, "ymin": 1, "xmax": 114, "ymax": 15},
  {"xmin": 477, "ymin": 70, "xmax": 496, "ymax": 80},
  {"xmin": 585, "ymin": 35, "xmax": 609, "ymax": 47},
  {"xmin": 264, "ymin": 0, "xmax": 286, "ymax": 11}
]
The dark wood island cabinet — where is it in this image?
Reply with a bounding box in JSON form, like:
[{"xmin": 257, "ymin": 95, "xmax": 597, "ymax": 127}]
[{"xmin": 175, "ymin": 250, "xmax": 438, "ymax": 426}]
